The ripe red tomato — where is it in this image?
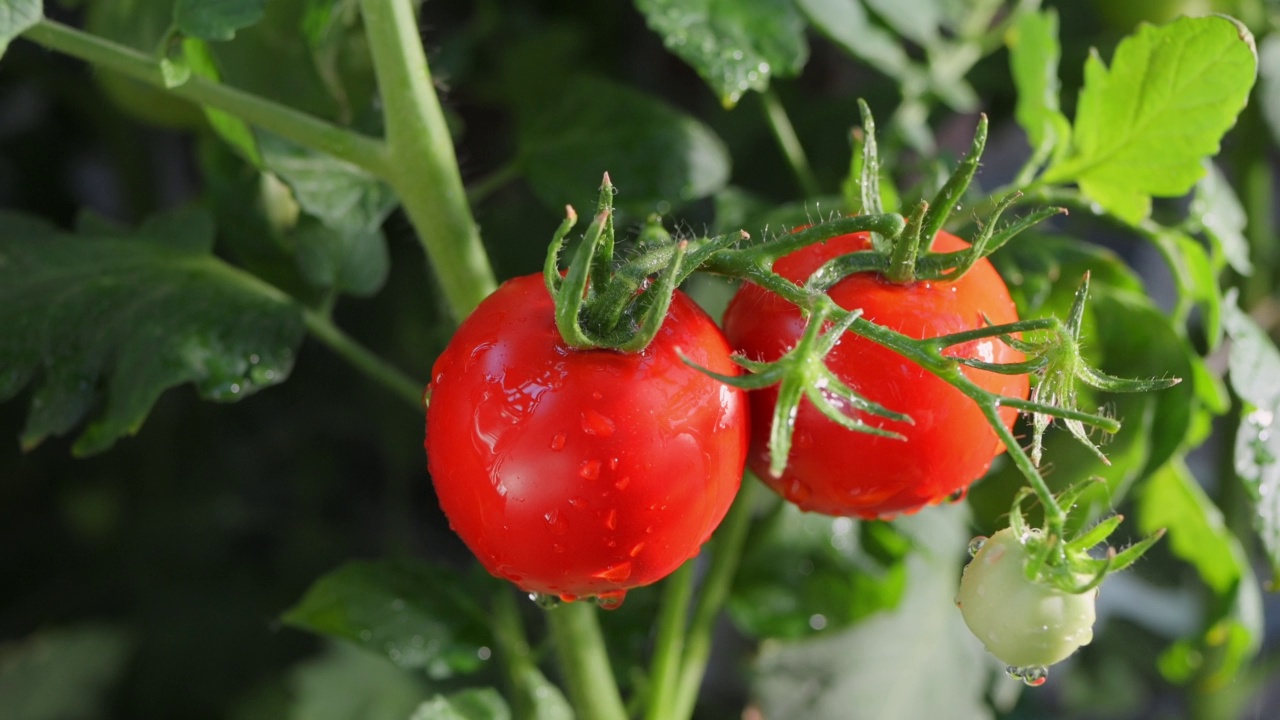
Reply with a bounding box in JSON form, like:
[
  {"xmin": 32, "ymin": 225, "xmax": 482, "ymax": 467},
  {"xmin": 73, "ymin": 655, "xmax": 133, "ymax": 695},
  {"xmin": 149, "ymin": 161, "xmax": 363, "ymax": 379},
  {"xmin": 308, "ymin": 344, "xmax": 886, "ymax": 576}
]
[
  {"xmin": 721, "ymin": 230, "xmax": 1028, "ymax": 518},
  {"xmin": 426, "ymin": 274, "xmax": 748, "ymax": 603}
]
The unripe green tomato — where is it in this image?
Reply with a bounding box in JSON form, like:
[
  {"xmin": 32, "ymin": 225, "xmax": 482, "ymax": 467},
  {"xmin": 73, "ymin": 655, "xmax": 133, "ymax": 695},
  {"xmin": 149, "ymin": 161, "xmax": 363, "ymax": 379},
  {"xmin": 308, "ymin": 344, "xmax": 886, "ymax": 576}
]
[{"xmin": 957, "ymin": 528, "xmax": 1097, "ymax": 670}]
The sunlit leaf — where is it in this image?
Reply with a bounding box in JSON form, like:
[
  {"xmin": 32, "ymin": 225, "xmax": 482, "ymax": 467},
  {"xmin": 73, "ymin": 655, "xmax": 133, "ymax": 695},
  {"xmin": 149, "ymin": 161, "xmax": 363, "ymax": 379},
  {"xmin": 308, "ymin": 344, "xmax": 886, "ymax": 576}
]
[
  {"xmin": 1042, "ymin": 16, "xmax": 1257, "ymax": 223},
  {"xmin": 1006, "ymin": 8, "xmax": 1070, "ymax": 153},
  {"xmin": 1223, "ymin": 295, "xmax": 1280, "ymax": 581}
]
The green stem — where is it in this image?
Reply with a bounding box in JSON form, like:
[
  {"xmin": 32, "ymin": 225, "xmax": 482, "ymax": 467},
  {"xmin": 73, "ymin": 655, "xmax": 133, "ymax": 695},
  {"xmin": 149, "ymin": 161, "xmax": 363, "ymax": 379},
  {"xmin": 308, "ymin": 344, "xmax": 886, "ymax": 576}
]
[
  {"xmin": 545, "ymin": 602, "xmax": 628, "ymax": 720},
  {"xmin": 671, "ymin": 479, "xmax": 759, "ymax": 720},
  {"xmin": 359, "ymin": 0, "xmax": 497, "ymax": 319},
  {"xmin": 21, "ymin": 20, "xmax": 388, "ymax": 174},
  {"xmin": 644, "ymin": 561, "xmax": 696, "ymax": 720},
  {"xmin": 302, "ymin": 308, "xmax": 424, "ymax": 412},
  {"xmin": 491, "ymin": 588, "xmax": 544, "ymax": 720},
  {"xmin": 760, "ymin": 88, "xmax": 822, "ymax": 198}
]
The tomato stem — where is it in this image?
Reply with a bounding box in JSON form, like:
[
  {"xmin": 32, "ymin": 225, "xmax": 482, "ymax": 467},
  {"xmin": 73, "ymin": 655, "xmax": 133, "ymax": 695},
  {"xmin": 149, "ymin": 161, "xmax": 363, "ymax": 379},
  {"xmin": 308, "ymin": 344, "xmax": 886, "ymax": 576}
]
[
  {"xmin": 671, "ymin": 478, "xmax": 759, "ymax": 719},
  {"xmin": 545, "ymin": 601, "xmax": 628, "ymax": 720},
  {"xmin": 302, "ymin": 309, "xmax": 425, "ymax": 412},
  {"xmin": 644, "ymin": 560, "xmax": 696, "ymax": 720}
]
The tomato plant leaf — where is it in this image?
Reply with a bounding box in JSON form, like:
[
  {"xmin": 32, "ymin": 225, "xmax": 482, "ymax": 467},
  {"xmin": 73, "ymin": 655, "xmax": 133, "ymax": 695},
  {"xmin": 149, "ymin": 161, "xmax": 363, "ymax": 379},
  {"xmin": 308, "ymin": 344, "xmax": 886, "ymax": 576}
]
[
  {"xmin": 258, "ymin": 133, "xmax": 395, "ymax": 296},
  {"xmin": 1190, "ymin": 161, "xmax": 1253, "ymax": 276},
  {"xmin": 286, "ymin": 644, "xmax": 431, "ymax": 720},
  {"xmin": 1139, "ymin": 458, "xmax": 1263, "ymax": 689},
  {"xmin": 634, "ymin": 0, "xmax": 807, "ymax": 107},
  {"xmin": 729, "ymin": 505, "xmax": 909, "ymax": 640},
  {"xmin": 409, "ymin": 689, "xmax": 511, "ymax": 720},
  {"xmin": 175, "ymin": 0, "xmax": 266, "ymax": 41},
  {"xmin": 796, "ymin": 0, "xmax": 914, "ymax": 83},
  {"xmin": 751, "ymin": 505, "xmax": 1001, "ymax": 720},
  {"xmin": 0, "ymin": 0, "xmax": 41, "ymax": 60},
  {"xmin": 518, "ymin": 76, "xmax": 730, "ymax": 216},
  {"xmin": 1223, "ymin": 296, "xmax": 1280, "ymax": 581},
  {"xmin": 1041, "ymin": 16, "xmax": 1257, "ymax": 224},
  {"xmin": 1006, "ymin": 8, "xmax": 1070, "ymax": 154},
  {"xmin": 0, "ymin": 206, "xmax": 305, "ymax": 455},
  {"xmin": 0, "ymin": 624, "xmax": 133, "ymax": 720},
  {"xmin": 282, "ymin": 560, "xmax": 495, "ymax": 679},
  {"xmin": 1153, "ymin": 229, "xmax": 1222, "ymax": 349}
]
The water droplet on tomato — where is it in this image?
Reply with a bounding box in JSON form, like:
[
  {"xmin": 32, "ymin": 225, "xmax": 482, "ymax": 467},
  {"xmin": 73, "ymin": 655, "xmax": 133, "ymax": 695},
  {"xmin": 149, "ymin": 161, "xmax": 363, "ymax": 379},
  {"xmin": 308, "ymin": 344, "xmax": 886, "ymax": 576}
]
[
  {"xmin": 593, "ymin": 562, "xmax": 633, "ymax": 582},
  {"xmin": 550, "ymin": 432, "xmax": 567, "ymax": 450},
  {"xmin": 1007, "ymin": 665, "xmax": 1048, "ymax": 687},
  {"xmin": 615, "ymin": 476, "xmax": 631, "ymax": 490},
  {"xmin": 581, "ymin": 409, "xmax": 616, "ymax": 437},
  {"xmin": 592, "ymin": 391, "xmax": 603, "ymax": 400},
  {"xmin": 967, "ymin": 536, "xmax": 987, "ymax": 557},
  {"xmin": 579, "ymin": 460, "xmax": 601, "ymax": 480},
  {"xmin": 529, "ymin": 592, "xmax": 560, "ymax": 608},
  {"xmin": 629, "ymin": 542, "xmax": 645, "ymax": 557},
  {"xmin": 559, "ymin": 592, "xmax": 579, "ymax": 603},
  {"xmin": 609, "ymin": 457, "xmax": 620, "ymax": 471},
  {"xmin": 596, "ymin": 590, "xmax": 627, "ymax": 610},
  {"xmin": 544, "ymin": 509, "xmax": 569, "ymax": 535},
  {"xmin": 568, "ymin": 496, "xmax": 585, "ymax": 509},
  {"xmin": 603, "ymin": 508, "xmax": 618, "ymax": 530}
]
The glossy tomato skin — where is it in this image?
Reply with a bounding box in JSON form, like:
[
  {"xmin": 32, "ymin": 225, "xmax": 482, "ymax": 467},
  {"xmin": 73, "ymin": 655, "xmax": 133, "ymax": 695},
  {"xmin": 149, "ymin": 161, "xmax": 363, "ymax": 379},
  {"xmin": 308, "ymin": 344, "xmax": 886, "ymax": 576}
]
[
  {"xmin": 722, "ymin": 230, "xmax": 1028, "ymax": 518},
  {"xmin": 426, "ymin": 274, "xmax": 747, "ymax": 600}
]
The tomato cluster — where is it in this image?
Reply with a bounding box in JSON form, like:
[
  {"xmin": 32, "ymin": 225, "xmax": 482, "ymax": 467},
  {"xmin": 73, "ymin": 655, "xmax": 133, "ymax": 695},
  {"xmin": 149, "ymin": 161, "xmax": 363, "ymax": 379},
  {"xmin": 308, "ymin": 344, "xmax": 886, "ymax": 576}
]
[
  {"xmin": 425, "ymin": 226, "xmax": 1028, "ymax": 597},
  {"xmin": 722, "ymin": 230, "xmax": 1028, "ymax": 518}
]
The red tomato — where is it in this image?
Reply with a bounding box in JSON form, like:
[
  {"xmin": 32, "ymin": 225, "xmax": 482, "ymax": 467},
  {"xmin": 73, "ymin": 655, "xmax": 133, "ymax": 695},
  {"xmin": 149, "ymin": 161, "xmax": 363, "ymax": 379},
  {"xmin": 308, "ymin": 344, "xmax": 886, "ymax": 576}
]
[
  {"xmin": 426, "ymin": 274, "xmax": 748, "ymax": 602},
  {"xmin": 721, "ymin": 230, "xmax": 1028, "ymax": 518}
]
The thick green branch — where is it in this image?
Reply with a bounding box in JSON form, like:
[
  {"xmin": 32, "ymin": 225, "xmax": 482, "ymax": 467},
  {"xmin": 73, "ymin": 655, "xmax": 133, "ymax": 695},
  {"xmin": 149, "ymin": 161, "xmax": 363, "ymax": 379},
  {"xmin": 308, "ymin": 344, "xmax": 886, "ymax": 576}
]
[
  {"xmin": 359, "ymin": 0, "xmax": 497, "ymax": 319},
  {"xmin": 21, "ymin": 20, "xmax": 388, "ymax": 174}
]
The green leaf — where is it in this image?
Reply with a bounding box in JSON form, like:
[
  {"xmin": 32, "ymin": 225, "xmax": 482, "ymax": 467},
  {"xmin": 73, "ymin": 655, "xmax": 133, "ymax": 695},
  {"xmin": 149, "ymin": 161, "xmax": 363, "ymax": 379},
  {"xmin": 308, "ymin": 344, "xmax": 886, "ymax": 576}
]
[
  {"xmin": 292, "ymin": 217, "xmax": 390, "ymax": 298},
  {"xmin": 258, "ymin": 133, "xmax": 396, "ymax": 296},
  {"xmin": 1191, "ymin": 161, "xmax": 1253, "ymax": 276},
  {"xmin": 0, "ymin": 0, "xmax": 41, "ymax": 60},
  {"xmin": 286, "ymin": 644, "xmax": 431, "ymax": 720},
  {"xmin": 862, "ymin": 0, "xmax": 941, "ymax": 48},
  {"xmin": 796, "ymin": 0, "xmax": 914, "ymax": 82},
  {"xmin": 0, "ymin": 206, "xmax": 305, "ymax": 455},
  {"xmin": 1042, "ymin": 16, "xmax": 1258, "ymax": 223},
  {"xmin": 1222, "ymin": 295, "xmax": 1280, "ymax": 580},
  {"xmin": 729, "ymin": 503, "xmax": 909, "ymax": 640},
  {"xmin": 184, "ymin": 37, "xmax": 264, "ymax": 166},
  {"xmin": 1138, "ymin": 458, "xmax": 1245, "ymax": 595},
  {"xmin": 518, "ymin": 76, "xmax": 730, "ymax": 216},
  {"xmin": 1140, "ymin": 459, "xmax": 1263, "ymax": 689},
  {"xmin": 634, "ymin": 0, "xmax": 808, "ymax": 107},
  {"xmin": 1007, "ymin": 8, "xmax": 1070, "ymax": 153},
  {"xmin": 259, "ymin": 133, "xmax": 395, "ymax": 240},
  {"xmin": 1153, "ymin": 229, "xmax": 1223, "ymax": 349},
  {"xmin": 751, "ymin": 505, "xmax": 1002, "ymax": 720},
  {"xmin": 409, "ymin": 689, "xmax": 511, "ymax": 720},
  {"xmin": 0, "ymin": 625, "xmax": 133, "ymax": 720},
  {"xmin": 282, "ymin": 560, "xmax": 495, "ymax": 679},
  {"xmin": 175, "ymin": 0, "xmax": 266, "ymax": 41}
]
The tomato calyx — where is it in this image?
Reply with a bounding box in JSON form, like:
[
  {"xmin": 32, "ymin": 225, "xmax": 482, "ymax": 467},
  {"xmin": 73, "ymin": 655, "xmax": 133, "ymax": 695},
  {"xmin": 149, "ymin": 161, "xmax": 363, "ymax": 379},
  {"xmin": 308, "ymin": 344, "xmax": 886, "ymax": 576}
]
[
  {"xmin": 543, "ymin": 174, "xmax": 743, "ymax": 352},
  {"xmin": 1005, "ymin": 273, "xmax": 1183, "ymax": 467}
]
